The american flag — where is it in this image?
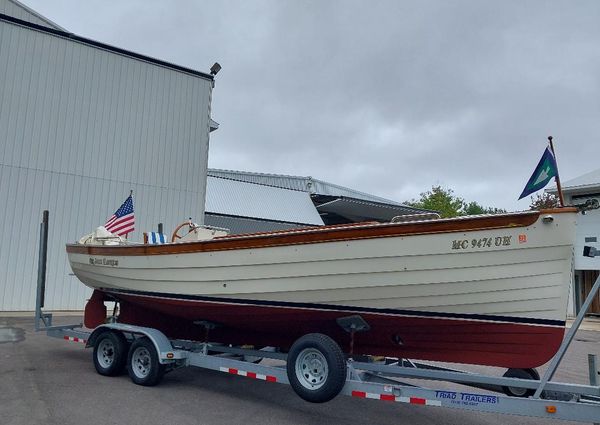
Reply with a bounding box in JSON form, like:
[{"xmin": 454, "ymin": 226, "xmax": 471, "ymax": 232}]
[{"xmin": 105, "ymin": 195, "xmax": 135, "ymax": 236}]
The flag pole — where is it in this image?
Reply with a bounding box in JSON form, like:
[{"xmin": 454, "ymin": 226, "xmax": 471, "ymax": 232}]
[
  {"xmin": 125, "ymin": 189, "xmax": 133, "ymax": 239},
  {"xmin": 547, "ymin": 136, "xmax": 565, "ymax": 207}
]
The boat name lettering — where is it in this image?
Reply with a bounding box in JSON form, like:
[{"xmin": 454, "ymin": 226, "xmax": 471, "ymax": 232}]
[
  {"xmin": 451, "ymin": 236, "xmax": 512, "ymax": 250},
  {"xmin": 89, "ymin": 257, "xmax": 119, "ymax": 267}
]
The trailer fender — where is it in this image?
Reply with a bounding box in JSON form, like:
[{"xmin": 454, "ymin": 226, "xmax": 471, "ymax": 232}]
[
  {"xmin": 86, "ymin": 326, "xmax": 113, "ymax": 349},
  {"xmin": 86, "ymin": 324, "xmax": 186, "ymax": 364}
]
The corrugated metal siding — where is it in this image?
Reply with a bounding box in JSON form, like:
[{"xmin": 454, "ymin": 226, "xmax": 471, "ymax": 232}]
[
  {"xmin": 208, "ymin": 169, "xmax": 309, "ymax": 191},
  {"xmin": 207, "ymin": 169, "xmax": 403, "ymax": 205},
  {"xmin": 205, "ymin": 214, "xmax": 309, "ymax": 235},
  {"xmin": 0, "ymin": 19, "xmax": 212, "ymax": 310},
  {"xmin": 0, "ymin": 0, "xmax": 64, "ymax": 30},
  {"xmin": 309, "ymin": 180, "xmax": 403, "ymax": 205},
  {"xmin": 205, "ymin": 176, "xmax": 324, "ymax": 225}
]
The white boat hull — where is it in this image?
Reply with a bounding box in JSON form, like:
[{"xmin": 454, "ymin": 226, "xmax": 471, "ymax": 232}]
[{"xmin": 66, "ymin": 209, "xmax": 577, "ymax": 367}]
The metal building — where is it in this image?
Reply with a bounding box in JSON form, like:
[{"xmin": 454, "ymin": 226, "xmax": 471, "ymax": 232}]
[
  {"xmin": 549, "ymin": 169, "xmax": 600, "ymax": 316},
  {"xmin": 205, "ymin": 176, "xmax": 324, "ymax": 234},
  {"xmin": 206, "ymin": 169, "xmax": 426, "ymax": 226},
  {"xmin": 0, "ymin": 1, "xmax": 425, "ymax": 312},
  {"xmin": 0, "ymin": 3, "xmax": 215, "ymax": 311}
]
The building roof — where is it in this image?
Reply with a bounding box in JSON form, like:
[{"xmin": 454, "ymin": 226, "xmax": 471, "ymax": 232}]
[
  {"xmin": 314, "ymin": 196, "xmax": 428, "ymax": 222},
  {"xmin": 207, "ymin": 168, "xmax": 404, "ymax": 206},
  {"xmin": 205, "ymin": 176, "xmax": 324, "ymax": 226},
  {"xmin": 1, "ymin": 0, "xmax": 65, "ymax": 30},
  {"xmin": 547, "ymin": 168, "xmax": 600, "ymax": 196},
  {"xmin": 0, "ymin": 12, "xmax": 214, "ymax": 80},
  {"xmin": 561, "ymin": 168, "xmax": 600, "ymax": 191}
]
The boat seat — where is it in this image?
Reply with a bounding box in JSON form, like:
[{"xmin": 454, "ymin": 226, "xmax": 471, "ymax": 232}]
[{"xmin": 144, "ymin": 232, "xmax": 168, "ymax": 244}]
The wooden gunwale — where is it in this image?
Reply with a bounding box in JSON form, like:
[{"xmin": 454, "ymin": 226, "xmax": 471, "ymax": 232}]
[{"xmin": 66, "ymin": 208, "xmax": 576, "ymax": 256}]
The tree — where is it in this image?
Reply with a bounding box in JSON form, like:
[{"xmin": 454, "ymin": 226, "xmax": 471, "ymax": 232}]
[
  {"xmin": 463, "ymin": 201, "xmax": 507, "ymax": 216},
  {"xmin": 406, "ymin": 185, "xmax": 507, "ymax": 218},
  {"xmin": 406, "ymin": 186, "xmax": 465, "ymax": 218},
  {"xmin": 529, "ymin": 192, "xmax": 560, "ymax": 210}
]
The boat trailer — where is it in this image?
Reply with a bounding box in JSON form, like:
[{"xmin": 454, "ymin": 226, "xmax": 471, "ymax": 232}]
[{"xmin": 34, "ymin": 212, "xmax": 600, "ymax": 423}]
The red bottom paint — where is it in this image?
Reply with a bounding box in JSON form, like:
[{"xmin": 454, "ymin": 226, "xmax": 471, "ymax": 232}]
[
  {"xmin": 84, "ymin": 290, "xmax": 107, "ymax": 329},
  {"xmin": 87, "ymin": 290, "xmax": 565, "ymax": 368}
]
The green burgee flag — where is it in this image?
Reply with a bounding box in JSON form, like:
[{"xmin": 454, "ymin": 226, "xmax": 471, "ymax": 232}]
[{"xmin": 518, "ymin": 147, "xmax": 558, "ymax": 200}]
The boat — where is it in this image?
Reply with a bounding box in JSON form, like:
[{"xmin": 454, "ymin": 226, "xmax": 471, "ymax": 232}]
[{"xmin": 66, "ymin": 207, "xmax": 577, "ymax": 368}]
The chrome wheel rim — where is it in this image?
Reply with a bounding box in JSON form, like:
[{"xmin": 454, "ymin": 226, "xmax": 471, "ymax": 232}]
[
  {"xmin": 295, "ymin": 348, "xmax": 328, "ymax": 390},
  {"xmin": 131, "ymin": 346, "xmax": 152, "ymax": 379},
  {"xmin": 507, "ymin": 386, "xmax": 528, "ymax": 397},
  {"xmin": 97, "ymin": 339, "xmax": 115, "ymax": 368}
]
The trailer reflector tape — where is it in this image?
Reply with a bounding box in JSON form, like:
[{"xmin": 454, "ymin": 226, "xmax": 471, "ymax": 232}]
[
  {"xmin": 351, "ymin": 390, "xmax": 441, "ymax": 406},
  {"xmin": 63, "ymin": 335, "xmax": 87, "ymax": 344},
  {"xmin": 219, "ymin": 367, "xmax": 277, "ymax": 383}
]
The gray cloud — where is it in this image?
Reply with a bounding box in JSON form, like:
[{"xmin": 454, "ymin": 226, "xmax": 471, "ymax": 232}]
[{"xmin": 24, "ymin": 0, "xmax": 600, "ymax": 210}]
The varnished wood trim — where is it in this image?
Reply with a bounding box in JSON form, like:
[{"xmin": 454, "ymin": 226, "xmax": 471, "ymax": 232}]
[
  {"xmin": 539, "ymin": 207, "xmax": 578, "ymax": 214},
  {"xmin": 66, "ymin": 211, "xmax": 545, "ymax": 256}
]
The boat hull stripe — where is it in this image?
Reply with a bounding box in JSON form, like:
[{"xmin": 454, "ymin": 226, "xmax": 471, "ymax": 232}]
[{"xmin": 102, "ymin": 287, "xmax": 565, "ymax": 327}]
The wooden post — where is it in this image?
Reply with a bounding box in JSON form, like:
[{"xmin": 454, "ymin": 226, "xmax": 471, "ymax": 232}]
[{"xmin": 547, "ymin": 136, "xmax": 565, "ymax": 207}]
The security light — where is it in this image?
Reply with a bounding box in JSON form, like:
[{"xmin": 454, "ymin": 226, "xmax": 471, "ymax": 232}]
[{"xmin": 210, "ymin": 62, "xmax": 222, "ymax": 76}]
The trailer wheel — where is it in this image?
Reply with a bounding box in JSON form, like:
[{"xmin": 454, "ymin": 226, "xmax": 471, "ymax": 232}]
[
  {"xmin": 286, "ymin": 333, "xmax": 347, "ymax": 403},
  {"xmin": 127, "ymin": 337, "xmax": 165, "ymax": 386},
  {"xmin": 93, "ymin": 331, "xmax": 128, "ymax": 376},
  {"xmin": 502, "ymin": 368, "xmax": 539, "ymax": 397}
]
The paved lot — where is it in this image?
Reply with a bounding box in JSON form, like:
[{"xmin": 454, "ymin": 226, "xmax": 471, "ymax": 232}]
[{"xmin": 1, "ymin": 315, "xmax": 599, "ymax": 425}]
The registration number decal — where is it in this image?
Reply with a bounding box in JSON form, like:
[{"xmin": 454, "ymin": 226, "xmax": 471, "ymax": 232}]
[{"xmin": 451, "ymin": 236, "xmax": 512, "ymax": 250}]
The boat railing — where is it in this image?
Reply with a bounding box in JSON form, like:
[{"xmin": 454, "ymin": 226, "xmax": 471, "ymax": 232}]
[{"xmin": 391, "ymin": 212, "xmax": 441, "ymax": 223}]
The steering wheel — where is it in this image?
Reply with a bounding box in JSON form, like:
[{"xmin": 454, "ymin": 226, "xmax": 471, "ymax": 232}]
[{"xmin": 171, "ymin": 220, "xmax": 197, "ymax": 242}]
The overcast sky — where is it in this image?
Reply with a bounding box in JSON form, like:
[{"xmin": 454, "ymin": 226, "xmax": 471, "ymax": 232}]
[{"xmin": 22, "ymin": 0, "xmax": 600, "ymax": 211}]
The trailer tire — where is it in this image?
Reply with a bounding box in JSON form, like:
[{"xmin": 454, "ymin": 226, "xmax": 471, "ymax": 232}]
[
  {"xmin": 286, "ymin": 333, "xmax": 347, "ymax": 403},
  {"xmin": 93, "ymin": 331, "xmax": 128, "ymax": 376},
  {"xmin": 502, "ymin": 368, "xmax": 539, "ymax": 397},
  {"xmin": 127, "ymin": 337, "xmax": 165, "ymax": 386}
]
